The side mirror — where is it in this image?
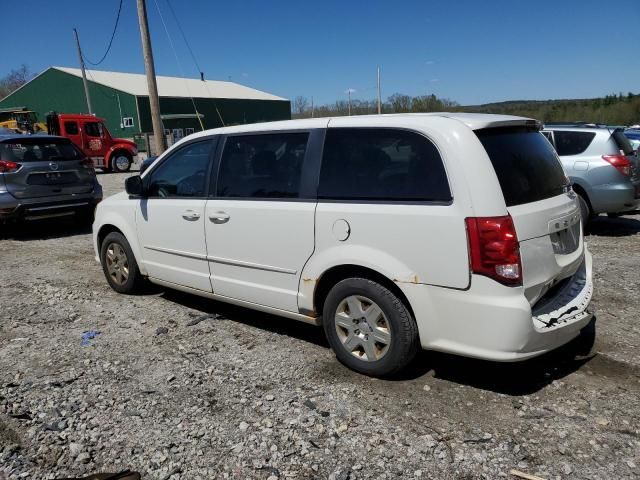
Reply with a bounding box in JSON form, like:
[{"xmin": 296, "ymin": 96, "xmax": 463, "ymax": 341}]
[
  {"xmin": 140, "ymin": 156, "xmax": 157, "ymax": 175},
  {"xmin": 125, "ymin": 175, "xmax": 145, "ymax": 196}
]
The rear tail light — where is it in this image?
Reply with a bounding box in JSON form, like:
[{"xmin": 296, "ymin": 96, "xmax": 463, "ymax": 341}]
[
  {"xmin": 0, "ymin": 160, "xmax": 20, "ymax": 173},
  {"xmin": 465, "ymin": 215, "xmax": 522, "ymax": 286},
  {"xmin": 602, "ymin": 154, "xmax": 632, "ymax": 176}
]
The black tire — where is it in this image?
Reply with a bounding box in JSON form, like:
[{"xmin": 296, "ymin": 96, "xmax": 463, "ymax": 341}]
[
  {"xmin": 322, "ymin": 277, "xmax": 419, "ymax": 377},
  {"xmin": 577, "ymin": 194, "xmax": 592, "ymax": 229},
  {"xmin": 100, "ymin": 231, "xmax": 144, "ymax": 294},
  {"xmin": 111, "ymin": 152, "xmax": 132, "ymax": 173}
]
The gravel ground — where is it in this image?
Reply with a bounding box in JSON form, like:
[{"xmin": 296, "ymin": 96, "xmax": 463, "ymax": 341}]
[{"xmin": 1, "ymin": 172, "xmax": 639, "ymax": 480}]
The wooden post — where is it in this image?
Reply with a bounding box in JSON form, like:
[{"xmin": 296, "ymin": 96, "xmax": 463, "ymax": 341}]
[
  {"xmin": 136, "ymin": 0, "xmax": 166, "ymax": 155},
  {"xmin": 73, "ymin": 29, "xmax": 93, "ymax": 115}
]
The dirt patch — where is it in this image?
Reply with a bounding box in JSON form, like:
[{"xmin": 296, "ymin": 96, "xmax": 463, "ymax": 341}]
[{"xmin": 1, "ymin": 172, "xmax": 639, "ymax": 479}]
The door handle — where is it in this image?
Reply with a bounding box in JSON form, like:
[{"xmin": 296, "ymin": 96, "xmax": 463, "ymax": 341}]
[
  {"xmin": 182, "ymin": 210, "xmax": 201, "ymax": 221},
  {"xmin": 209, "ymin": 211, "xmax": 230, "ymax": 224}
]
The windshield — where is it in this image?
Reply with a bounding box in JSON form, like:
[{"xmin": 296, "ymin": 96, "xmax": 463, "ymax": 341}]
[
  {"xmin": 0, "ymin": 138, "xmax": 85, "ymax": 162},
  {"xmin": 476, "ymin": 127, "xmax": 569, "ymax": 207}
]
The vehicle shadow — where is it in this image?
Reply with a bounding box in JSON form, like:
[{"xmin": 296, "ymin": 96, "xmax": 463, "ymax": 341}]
[
  {"xmin": 0, "ymin": 217, "xmax": 91, "ymax": 241},
  {"xmin": 160, "ymin": 287, "xmax": 599, "ymax": 395},
  {"xmin": 587, "ymin": 214, "xmax": 640, "ymax": 237},
  {"xmin": 398, "ymin": 344, "xmax": 595, "ymax": 396},
  {"xmin": 160, "ymin": 288, "xmax": 330, "ymax": 348}
]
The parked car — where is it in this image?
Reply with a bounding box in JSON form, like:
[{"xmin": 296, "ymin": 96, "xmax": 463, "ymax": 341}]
[
  {"xmin": 0, "ymin": 133, "xmax": 102, "ymax": 224},
  {"xmin": 542, "ymin": 125, "xmax": 640, "ymax": 223},
  {"xmin": 93, "ymin": 114, "xmax": 593, "ymax": 377}
]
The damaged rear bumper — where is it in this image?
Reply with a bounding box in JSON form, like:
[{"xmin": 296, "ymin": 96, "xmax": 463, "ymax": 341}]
[{"xmin": 399, "ymin": 248, "xmax": 594, "ymax": 362}]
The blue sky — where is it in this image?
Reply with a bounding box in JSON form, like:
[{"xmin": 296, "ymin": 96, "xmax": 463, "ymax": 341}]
[{"xmin": 3, "ymin": 0, "xmax": 639, "ymax": 105}]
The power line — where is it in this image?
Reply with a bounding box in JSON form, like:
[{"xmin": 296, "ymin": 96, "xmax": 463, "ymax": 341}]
[
  {"xmin": 164, "ymin": 0, "xmax": 225, "ymax": 126},
  {"xmin": 165, "ymin": 0, "xmax": 202, "ymax": 75},
  {"xmin": 83, "ymin": 0, "xmax": 124, "ymax": 66},
  {"xmin": 152, "ymin": 0, "xmax": 205, "ymax": 131}
]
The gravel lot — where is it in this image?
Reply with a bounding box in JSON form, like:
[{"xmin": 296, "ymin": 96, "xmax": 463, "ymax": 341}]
[{"xmin": 1, "ymin": 171, "xmax": 639, "ymax": 480}]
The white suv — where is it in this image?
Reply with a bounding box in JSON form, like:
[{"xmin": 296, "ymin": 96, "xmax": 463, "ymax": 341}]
[{"xmin": 93, "ymin": 113, "xmax": 594, "ymax": 377}]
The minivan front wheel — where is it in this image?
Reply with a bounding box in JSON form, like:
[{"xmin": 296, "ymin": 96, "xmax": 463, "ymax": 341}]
[
  {"xmin": 100, "ymin": 232, "xmax": 143, "ymax": 294},
  {"xmin": 323, "ymin": 278, "xmax": 419, "ymax": 377}
]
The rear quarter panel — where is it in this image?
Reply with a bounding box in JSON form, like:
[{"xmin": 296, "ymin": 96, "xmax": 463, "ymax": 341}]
[{"xmin": 298, "ymin": 116, "xmax": 509, "ymax": 313}]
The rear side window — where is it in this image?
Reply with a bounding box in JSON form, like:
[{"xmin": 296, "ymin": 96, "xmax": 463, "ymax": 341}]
[
  {"xmin": 476, "ymin": 128, "xmax": 568, "ymax": 207},
  {"xmin": 552, "ymin": 131, "xmax": 595, "ymax": 156},
  {"xmin": 0, "ymin": 139, "xmax": 84, "ymax": 162},
  {"xmin": 318, "ymin": 128, "xmax": 451, "ymax": 202},
  {"xmin": 64, "ymin": 121, "xmax": 79, "ymax": 135},
  {"xmin": 217, "ymin": 133, "xmax": 309, "ymax": 198},
  {"xmin": 612, "ymin": 130, "xmax": 634, "ymax": 155}
]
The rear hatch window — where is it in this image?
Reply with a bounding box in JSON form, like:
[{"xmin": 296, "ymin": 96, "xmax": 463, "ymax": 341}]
[
  {"xmin": 476, "ymin": 127, "xmax": 569, "ymax": 207},
  {"xmin": 0, "ymin": 137, "xmax": 84, "ymax": 162}
]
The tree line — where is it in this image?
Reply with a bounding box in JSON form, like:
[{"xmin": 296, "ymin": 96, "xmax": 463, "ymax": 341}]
[
  {"xmin": 3, "ymin": 65, "xmax": 638, "ymax": 126},
  {"xmin": 292, "ymin": 92, "xmax": 640, "ymax": 125}
]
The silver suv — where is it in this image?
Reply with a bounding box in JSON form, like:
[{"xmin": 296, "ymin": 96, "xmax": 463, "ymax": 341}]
[
  {"xmin": 0, "ymin": 134, "xmax": 102, "ymax": 224},
  {"xmin": 542, "ymin": 125, "xmax": 640, "ymax": 224}
]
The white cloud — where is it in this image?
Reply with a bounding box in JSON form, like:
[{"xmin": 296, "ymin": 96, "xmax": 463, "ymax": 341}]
[{"xmin": 425, "ymin": 60, "xmax": 435, "ymax": 65}]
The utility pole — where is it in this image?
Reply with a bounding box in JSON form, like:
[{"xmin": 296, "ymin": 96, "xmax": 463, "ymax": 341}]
[
  {"xmin": 377, "ymin": 66, "xmax": 382, "ymax": 114},
  {"xmin": 73, "ymin": 28, "xmax": 93, "ymax": 115},
  {"xmin": 311, "ymin": 96, "xmax": 314, "ymax": 118},
  {"xmin": 348, "ymin": 89, "xmax": 352, "ymax": 116},
  {"xmin": 136, "ymin": 0, "xmax": 166, "ymax": 154}
]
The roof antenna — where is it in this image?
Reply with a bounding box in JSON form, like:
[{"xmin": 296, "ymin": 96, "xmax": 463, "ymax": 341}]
[{"xmin": 200, "ymin": 71, "xmax": 204, "ymax": 81}]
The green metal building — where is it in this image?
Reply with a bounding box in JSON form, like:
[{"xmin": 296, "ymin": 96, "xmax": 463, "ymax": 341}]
[{"xmin": 0, "ymin": 66, "xmax": 291, "ymax": 142}]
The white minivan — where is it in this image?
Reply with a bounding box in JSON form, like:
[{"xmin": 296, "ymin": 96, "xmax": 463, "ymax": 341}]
[{"xmin": 93, "ymin": 113, "xmax": 594, "ymax": 377}]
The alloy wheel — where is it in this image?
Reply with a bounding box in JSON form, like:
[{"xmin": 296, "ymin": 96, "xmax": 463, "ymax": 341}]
[
  {"xmin": 105, "ymin": 242, "xmax": 130, "ymax": 286},
  {"xmin": 334, "ymin": 295, "xmax": 391, "ymax": 361}
]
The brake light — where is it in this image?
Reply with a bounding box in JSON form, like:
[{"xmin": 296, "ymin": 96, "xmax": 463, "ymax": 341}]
[
  {"xmin": 0, "ymin": 160, "xmax": 20, "ymax": 173},
  {"xmin": 602, "ymin": 154, "xmax": 632, "ymax": 176},
  {"xmin": 465, "ymin": 215, "xmax": 522, "ymax": 286}
]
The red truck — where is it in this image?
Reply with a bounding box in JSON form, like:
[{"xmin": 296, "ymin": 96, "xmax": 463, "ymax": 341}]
[{"xmin": 46, "ymin": 113, "xmax": 138, "ymax": 172}]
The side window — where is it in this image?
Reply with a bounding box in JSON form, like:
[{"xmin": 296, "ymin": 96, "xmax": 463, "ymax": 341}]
[
  {"xmin": 217, "ymin": 132, "xmax": 309, "ymax": 198},
  {"xmin": 147, "ymin": 141, "xmax": 212, "ymax": 198},
  {"xmin": 553, "ymin": 131, "xmax": 596, "ymax": 156},
  {"xmin": 84, "ymin": 122, "xmax": 103, "ymax": 138},
  {"xmin": 318, "ymin": 128, "xmax": 452, "ymax": 202},
  {"xmin": 64, "ymin": 121, "xmax": 79, "ymax": 135}
]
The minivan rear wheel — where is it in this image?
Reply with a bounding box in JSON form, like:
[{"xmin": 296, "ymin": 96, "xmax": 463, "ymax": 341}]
[
  {"xmin": 100, "ymin": 232, "xmax": 143, "ymax": 294},
  {"xmin": 323, "ymin": 278, "xmax": 419, "ymax": 377}
]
